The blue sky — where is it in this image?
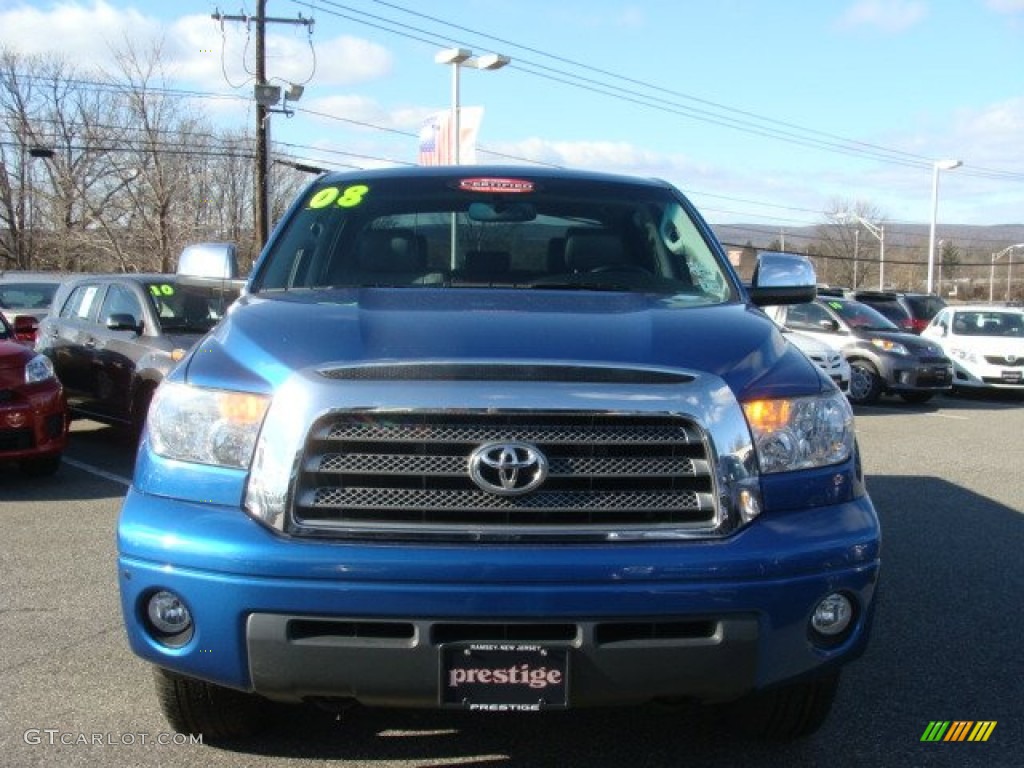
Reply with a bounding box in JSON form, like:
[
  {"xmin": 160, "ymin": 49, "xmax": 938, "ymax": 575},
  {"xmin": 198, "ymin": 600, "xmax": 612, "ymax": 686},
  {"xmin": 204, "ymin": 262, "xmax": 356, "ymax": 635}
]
[{"xmin": 2, "ymin": 0, "xmax": 1023, "ymax": 229}]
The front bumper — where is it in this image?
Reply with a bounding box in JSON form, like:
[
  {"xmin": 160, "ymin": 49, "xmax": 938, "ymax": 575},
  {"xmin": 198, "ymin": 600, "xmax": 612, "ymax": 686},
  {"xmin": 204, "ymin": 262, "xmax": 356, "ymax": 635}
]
[
  {"xmin": 952, "ymin": 360, "xmax": 1024, "ymax": 389},
  {"xmin": 877, "ymin": 356, "xmax": 952, "ymax": 393},
  {"xmin": 118, "ymin": 489, "xmax": 880, "ymax": 708},
  {"xmin": 0, "ymin": 384, "xmax": 67, "ymax": 460}
]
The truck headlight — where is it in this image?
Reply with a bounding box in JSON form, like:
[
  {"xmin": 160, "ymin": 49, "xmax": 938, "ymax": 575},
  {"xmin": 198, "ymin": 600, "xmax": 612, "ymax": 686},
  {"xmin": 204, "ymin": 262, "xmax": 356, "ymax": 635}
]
[
  {"xmin": 743, "ymin": 392, "xmax": 854, "ymax": 474},
  {"xmin": 148, "ymin": 382, "xmax": 270, "ymax": 469}
]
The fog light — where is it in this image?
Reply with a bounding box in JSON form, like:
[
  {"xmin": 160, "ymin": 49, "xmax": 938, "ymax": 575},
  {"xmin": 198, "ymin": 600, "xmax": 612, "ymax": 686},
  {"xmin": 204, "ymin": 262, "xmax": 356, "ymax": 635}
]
[
  {"xmin": 811, "ymin": 593, "xmax": 853, "ymax": 638},
  {"xmin": 147, "ymin": 590, "xmax": 192, "ymax": 635}
]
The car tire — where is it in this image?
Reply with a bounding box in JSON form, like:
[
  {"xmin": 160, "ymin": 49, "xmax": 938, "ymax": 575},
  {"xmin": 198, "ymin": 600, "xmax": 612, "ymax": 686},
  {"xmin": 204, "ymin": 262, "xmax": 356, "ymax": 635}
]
[
  {"xmin": 848, "ymin": 361, "xmax": 883, "ymax": 404},
  {"xmin": 154, "ymin": 667, "xmax": 268, "ymax": 740},
  {"xmin": 899, "ymin": 391, "xmax": 934, "ymax": 404},
  {"xmin": 20, "ymin": 453, "xmax": 62, "ymax": 477},
  {"xmin": 730, "ymin": 669, "xmax": 841, "ymax": 741}
]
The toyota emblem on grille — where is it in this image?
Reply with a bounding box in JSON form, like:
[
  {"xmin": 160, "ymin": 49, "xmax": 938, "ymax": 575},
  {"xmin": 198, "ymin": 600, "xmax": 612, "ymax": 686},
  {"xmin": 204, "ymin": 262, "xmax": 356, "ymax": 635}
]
[{"xmin": 469, "ymin": 442, "xmax": 548, "ymax": 496}]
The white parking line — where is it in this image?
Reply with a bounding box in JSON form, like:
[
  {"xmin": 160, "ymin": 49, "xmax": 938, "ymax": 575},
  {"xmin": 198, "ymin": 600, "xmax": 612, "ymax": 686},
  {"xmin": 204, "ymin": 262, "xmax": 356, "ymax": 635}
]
[{"xmin": 63, "ymin": 457, "xmax": 132, "ymax": 487}]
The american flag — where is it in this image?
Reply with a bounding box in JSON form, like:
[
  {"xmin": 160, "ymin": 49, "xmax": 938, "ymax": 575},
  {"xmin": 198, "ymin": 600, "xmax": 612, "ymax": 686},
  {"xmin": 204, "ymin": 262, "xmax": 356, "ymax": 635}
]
[
  {"xmin": 418, "ymin": 112, "xmax": 449, "ymax": 166},
  {"xmin": 418, "ymin": 108, "xmax": 483, "ymax": 166}
]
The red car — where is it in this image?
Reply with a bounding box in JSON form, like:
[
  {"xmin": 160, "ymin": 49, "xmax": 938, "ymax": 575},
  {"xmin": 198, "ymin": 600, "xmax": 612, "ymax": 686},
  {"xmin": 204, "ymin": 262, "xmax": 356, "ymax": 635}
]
[{"xmin": 0, "ymin": 313, "xmax": 68, "ymax": 475}]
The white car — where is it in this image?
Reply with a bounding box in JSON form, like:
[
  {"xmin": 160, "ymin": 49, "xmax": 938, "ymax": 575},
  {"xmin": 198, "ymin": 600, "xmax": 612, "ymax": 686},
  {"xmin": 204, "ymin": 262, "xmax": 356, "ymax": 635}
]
[
  {"xmin": 921, "ymin": 305, "xmax": 1024, "ymax": 391},
  {"xmin": 782, "ymin": 328, "xmax": 852, "ymax": 394}
]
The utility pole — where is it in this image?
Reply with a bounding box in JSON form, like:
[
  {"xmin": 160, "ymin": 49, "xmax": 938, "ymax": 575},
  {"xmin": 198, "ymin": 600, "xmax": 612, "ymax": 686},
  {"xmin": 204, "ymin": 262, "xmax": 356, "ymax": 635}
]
[{"xmin": 212, "ymin": 3, "xmax": 313, "ymax": 251}]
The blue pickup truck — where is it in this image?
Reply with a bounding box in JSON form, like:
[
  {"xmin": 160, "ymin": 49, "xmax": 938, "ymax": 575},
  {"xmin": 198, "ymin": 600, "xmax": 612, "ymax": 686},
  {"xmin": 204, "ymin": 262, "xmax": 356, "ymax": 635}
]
[{"xmin": 117, "ymin": 166, "xmax": 880, "ymax": 741}]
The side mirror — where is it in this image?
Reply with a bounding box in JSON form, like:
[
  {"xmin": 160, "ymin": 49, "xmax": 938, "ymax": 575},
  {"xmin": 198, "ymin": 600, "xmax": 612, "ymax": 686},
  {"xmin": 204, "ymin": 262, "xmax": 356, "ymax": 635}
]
[
  {"xmin": 747, "ymin": 251, "xmax": 817, "ymax": 306},
  {"xmin": 106, "ymin": 313, "xmax": 142, "ymax": 334},
  {"xmin": 818, "ymin": 318, "xmax": 840, "ymax": 332}
]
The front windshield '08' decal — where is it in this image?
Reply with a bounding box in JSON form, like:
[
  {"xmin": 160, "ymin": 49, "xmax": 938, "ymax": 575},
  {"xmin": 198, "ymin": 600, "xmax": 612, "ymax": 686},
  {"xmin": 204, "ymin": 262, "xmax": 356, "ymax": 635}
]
[
  {"xmin": 149, "ymin": 284, "xmax": 175, "ymax": 297},
  {"xmin": 307, "ymin": 184, "xmax": 370, "ymax": 209}
]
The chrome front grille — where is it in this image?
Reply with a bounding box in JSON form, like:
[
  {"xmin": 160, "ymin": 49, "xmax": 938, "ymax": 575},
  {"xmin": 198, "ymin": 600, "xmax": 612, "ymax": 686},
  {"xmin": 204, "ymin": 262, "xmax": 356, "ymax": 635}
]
[
  {"xmin": 289, "ymin": 411, "xmax": 719, "ymax": 540},
  {"xmin": 985, "ymin": 355, "xmax": 1023, "ymax": 367}
]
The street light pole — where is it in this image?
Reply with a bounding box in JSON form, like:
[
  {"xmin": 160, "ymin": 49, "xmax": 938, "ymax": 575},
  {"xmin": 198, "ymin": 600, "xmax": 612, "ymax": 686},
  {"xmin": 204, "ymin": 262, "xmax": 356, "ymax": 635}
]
[
  {"xmin": 991, "ymin": 243, "xmax": 1024, "ymax": 303},
  {"xmin": 838, "ymin": 211, "xmax": 884, "ymax": 290},
  {"xmin": 926, "ymin": 159, "xmax": 962, "ymax": 294},
  {"xmin": 434, "ymin": 48, "xmax": 510, "ymax": 267},
  {"xmin": 434, "ymin": 48, "xmax": 510, "ymax": 165}
]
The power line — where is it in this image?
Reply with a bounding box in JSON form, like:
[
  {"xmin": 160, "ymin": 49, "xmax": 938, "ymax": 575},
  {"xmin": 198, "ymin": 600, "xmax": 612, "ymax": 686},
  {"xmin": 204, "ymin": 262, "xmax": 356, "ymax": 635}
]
[{"xmin": 292, "ymin": 0, "xmax": 1024, "ymax": 183}]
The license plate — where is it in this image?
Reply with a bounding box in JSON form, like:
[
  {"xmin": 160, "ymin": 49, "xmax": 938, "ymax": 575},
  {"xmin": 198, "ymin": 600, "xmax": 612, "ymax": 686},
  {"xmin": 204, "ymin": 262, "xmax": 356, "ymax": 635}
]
[
  {"xmin": 440, "ymin": 643, "xmax": 569, "ymax": 711},
  {"xmin": 1001, "ymin": 370, "xmax": 1022, "ymax": 383}
]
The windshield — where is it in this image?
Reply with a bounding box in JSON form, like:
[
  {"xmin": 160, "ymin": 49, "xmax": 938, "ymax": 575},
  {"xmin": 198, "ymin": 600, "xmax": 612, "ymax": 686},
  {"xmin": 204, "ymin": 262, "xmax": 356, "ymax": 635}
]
[
  {"xmin": 255, "ymin": 174, "xmax": 734, "ymax": 305},
  {"xmin": 0, "ymin": 282, "xmax": 59, "ymax": 310},
  {"xmin": 145, "ymin": 280, "xmax": 238, "ymax": 333},
  {"xmin": 827, "ymin": 299, "xmax": 899, "ymax": 331},
  {"xmin": 952, "ymin": 311, "xmax": 1024, "ymax": 337}
]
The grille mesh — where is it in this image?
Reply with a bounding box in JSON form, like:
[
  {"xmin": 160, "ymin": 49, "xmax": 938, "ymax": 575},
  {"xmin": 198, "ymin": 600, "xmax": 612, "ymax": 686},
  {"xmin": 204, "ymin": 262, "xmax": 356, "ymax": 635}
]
[{"xmin": 291, "ymin": 411, "xmax": 718, "ymax": 538}]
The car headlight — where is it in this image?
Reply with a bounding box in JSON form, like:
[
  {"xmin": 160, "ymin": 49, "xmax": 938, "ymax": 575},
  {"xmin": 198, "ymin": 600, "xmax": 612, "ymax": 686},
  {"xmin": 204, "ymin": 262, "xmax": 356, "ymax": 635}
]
[
  {"xmin": 25, "ymin": 354, "xmax": 56, "ymax": 384},
  {"xmin": 869, "ymin": 338, "xmax": 909, "ymax": 356},
  {"xmin": 743, "ymin": 392, "xmax": 854, "ymax": 474},
  {"xmin": 147, "ymin": 382, "xmax": 270, "ymax": 469}
]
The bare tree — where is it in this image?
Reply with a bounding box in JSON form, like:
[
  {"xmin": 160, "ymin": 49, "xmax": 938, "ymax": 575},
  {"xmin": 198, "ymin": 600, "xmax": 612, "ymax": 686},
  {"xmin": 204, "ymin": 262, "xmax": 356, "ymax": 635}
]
[{"xmin": 815, "ymin": 198, "xmax": 887, "ymax": 289}]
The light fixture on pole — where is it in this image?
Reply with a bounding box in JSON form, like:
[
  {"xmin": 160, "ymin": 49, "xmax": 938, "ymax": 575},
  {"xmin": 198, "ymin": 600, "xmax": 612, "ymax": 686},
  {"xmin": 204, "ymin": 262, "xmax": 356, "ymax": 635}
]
[
  {"xmin": 838, "ymin": 211, "xmax": 885, "ymax": 290},
  {"xmin": 926, "ymin": 159, "xmax": 962, "ymax": 294},
  {"xmin": 990, "ymin": 243, "xmax": 1024, "ymax": 303},
  {"xmin": 434, "ymin": 47, "xmax": 510, "ymax": 165}
]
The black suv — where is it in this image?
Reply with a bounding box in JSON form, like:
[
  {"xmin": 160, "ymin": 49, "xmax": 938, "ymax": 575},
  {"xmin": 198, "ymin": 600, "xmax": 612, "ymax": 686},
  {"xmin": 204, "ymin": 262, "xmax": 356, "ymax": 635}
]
[
  {"xmin": 851, "ymin": 291, "xmax": 947, "ymax": 334},
  {"xmin": 765, "ymin": 295, "xmax": 952, "ymax": 404},
  {"xmin": 36, "ymin": 248, "xmax": 240, "ymax": 433}
]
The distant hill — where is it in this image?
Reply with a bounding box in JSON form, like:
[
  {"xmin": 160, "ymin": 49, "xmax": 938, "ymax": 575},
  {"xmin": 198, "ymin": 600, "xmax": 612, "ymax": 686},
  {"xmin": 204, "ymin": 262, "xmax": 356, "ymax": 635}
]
[{"xmin": 713, "ymin": 222, "xmax": 1024, "ymax": 257}]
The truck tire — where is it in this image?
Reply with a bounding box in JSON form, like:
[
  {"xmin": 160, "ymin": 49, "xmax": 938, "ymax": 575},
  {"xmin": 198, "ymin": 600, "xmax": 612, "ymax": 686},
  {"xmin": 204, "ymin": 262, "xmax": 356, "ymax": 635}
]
[
  {"xmin": 732, "ymin": 670, "xmax": 840, "ymax": 740},
  {"xmin": 848, "ymin": 361, "xmax": 883, "ymax": 404},
  {"xmin": 153, "ymin": 667, "xmax": 267, "ymax": 740}
]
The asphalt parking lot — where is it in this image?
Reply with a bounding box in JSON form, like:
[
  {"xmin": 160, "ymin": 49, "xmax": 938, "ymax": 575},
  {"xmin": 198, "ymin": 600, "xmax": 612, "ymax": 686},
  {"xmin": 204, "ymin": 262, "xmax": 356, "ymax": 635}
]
[{"xmin": 0, "ymin": 391, "xmax": 1021, "ymax": 767}]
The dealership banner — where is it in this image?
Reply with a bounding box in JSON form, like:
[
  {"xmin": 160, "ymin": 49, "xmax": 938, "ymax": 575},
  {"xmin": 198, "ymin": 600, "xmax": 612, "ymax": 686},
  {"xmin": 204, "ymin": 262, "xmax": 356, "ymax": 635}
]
[{"xmin": 418, "ymin": 106, "xmax": 483, "ymax": 165}]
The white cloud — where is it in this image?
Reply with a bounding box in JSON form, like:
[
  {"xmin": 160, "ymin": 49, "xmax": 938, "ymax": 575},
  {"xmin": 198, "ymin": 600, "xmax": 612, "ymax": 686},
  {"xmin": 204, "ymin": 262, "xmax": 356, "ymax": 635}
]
[
  {"xmin": 166, "ymin": 16, "xmax": 392, "ymax": 91},
  {"xmin": 0, "ymin": 0, "xmax": 158, "ymax": 72},
  {"xmin": 487, "ymin": 137, "xmax": 682, "ymax": 172},
  {"xmin": 837, "ymin": 0, "xmax": 928, "ymax": 33},
  {"xmin": 0, "ymin": 2, "xmax": 392, "ymax": 89},
  {"xmin": 985, "ymin": 0, "xmax": 1024, "ymax": 12}
]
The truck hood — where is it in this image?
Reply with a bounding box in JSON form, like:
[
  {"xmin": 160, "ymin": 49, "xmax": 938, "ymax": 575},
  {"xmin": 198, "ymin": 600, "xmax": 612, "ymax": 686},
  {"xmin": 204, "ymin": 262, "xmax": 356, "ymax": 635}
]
[{"xmin": 184, "ymin": 289, "xmax": 815, "ymax": 399}]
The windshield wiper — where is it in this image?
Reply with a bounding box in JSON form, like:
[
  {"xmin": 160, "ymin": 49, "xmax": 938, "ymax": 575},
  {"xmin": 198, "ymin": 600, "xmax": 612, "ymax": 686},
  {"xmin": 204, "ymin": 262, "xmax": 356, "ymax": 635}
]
[{"xmin": 528, "ymin": 281, "xmax": 632, "ymax": 292}]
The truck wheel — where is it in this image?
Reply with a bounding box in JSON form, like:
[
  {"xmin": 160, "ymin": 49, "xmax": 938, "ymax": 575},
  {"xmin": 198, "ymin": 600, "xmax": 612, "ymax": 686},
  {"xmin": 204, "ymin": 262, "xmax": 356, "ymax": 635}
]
[
  {"xmin": 848, "ymin": 361, "xmax": 883, "ymax": 404},
  {"xmin": 153, "ymin": 667, "xmax": 267, "ymax": 740},
  {"xmin": 732, "ymin": 670, "xmax": 840, "ymax": 740}
]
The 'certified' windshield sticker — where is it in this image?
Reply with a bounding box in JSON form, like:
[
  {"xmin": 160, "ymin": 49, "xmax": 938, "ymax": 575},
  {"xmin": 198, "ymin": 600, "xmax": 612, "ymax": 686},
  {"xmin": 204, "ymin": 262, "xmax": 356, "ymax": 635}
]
[
  {"xmin": 459, "ymin": 178, "xmax": 534, "ymax": 194},
  {"xmin": 307, "ymin": 184, "xmax": 370, "ymax": 209}
]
